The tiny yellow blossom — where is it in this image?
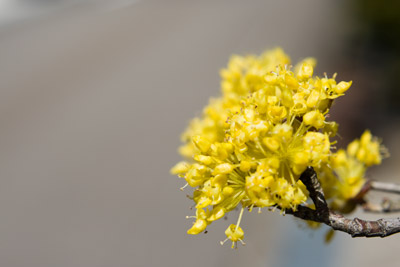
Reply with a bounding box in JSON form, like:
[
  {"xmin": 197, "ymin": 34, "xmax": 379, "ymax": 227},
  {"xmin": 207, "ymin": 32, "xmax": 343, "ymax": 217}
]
[
  {"xmin": 239, "ymin": 160, "xmax": 253, "ymax": 172},
  {"xmin": 303, "ymin": 110, "xmax": 325, "ymax": 129},
  {"xmin": 208, "ymin": 206, "xmax": 226, "ymax": 222},
  {"xmin": 187, "ymin": 219, "xmax": 208, "ymax": 235},
  {"xmin": 170, "ymin": 161, "xmax": 190, "ymax": 175},
  {"xmin": 297, "ymin": 62, "xmax": 314, "ymax": 80},
  {"xmin": 192, "ymin": 135, "xmax": 212, "ymax": 153},
  {"xmin": 213, "ymin": 163, "xmax": 235, "ymax": 175},
  {"xmin": 187, "ymin": 208, "xmax": 210, "ymax": 235},
  {"xmin": 335, "ymin": 81, "xmax": 352, "ymax": 94},
  {"xmin": 194, "ymin": 155, "xmax": 213, "ymax": 165},
  {"xmin": 222, "ymin": 224, "xmax": 245, "ymax": 248},
  {"xmin": 263, "ymin": 136, "xmax": 280, "ymax": 151}
]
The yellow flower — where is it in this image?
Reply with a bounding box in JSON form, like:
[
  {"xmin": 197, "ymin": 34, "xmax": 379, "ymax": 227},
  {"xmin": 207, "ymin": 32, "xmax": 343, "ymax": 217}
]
[
  {"xmin": 303, "ymin": 110, "xmax": 325, "ymax": 129},
  {"xmin": 297, "ymin": 62, "xmax": 314, "ymax": 80},
  {"xmin": 187, "ymin": 208, "xmax": 210, "ymax": 235},
  {"xmin": 170, "ymin": 161, "xmax": 189, "ymax": 175},
  {"xmin": 335, "ymin": 81, "xmax": 352, "ymax": 94},
  {"xmin": 221, "ymin": 224, "xmax": 245, "ymax": 248}
]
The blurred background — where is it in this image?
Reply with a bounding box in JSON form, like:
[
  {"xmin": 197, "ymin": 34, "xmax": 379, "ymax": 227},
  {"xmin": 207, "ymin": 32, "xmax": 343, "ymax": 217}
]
[{"xmin": 0, "ymin": 0, "xmax": 400, "ymax": 266}]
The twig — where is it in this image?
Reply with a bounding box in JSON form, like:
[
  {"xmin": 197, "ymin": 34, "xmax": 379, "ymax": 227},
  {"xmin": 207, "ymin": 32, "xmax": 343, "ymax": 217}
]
[
  {"xmin": 369, "ymin": 181, "xmax": 400, "ymax": 195},
  {"xmin": 363, "ymin": 198, "xmax": 400, "ymax": 213},
  {"xmin": 284, "ymin": 167, "xmax": 400, "ymax": 238}
]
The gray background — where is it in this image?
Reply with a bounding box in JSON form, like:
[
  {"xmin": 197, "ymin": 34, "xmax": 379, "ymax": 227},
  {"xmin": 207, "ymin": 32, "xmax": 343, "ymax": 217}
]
[{"xmin": 0, "ymin": 1, "xmax": 400, "ymax": 267}]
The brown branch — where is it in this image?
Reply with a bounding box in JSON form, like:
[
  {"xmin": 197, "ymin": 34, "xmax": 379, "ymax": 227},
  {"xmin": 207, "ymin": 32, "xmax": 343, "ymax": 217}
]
[
  {"xmin": 327, "ymin": 212, "xmax": 400, "ymax": 237},
  {"xmin": 285, "ymin": 206, "xmax": 326, "ymax": 223},
  {"xmin": 299, "ymin": 167, "xmax": 329, "ymax": 217},
  {"xmin": 285, "ymin": 167, "xmax": 400, "ymax": 238}
]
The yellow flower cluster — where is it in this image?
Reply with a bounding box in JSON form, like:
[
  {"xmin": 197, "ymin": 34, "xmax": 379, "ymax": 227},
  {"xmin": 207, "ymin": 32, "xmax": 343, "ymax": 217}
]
[
  {"xmin": 171, "ymin": 48, "xmax": 386, "ymax": 247},
  {"xmin": 320, "ymin": 130, "xmax": 385, "ymax": 213}
]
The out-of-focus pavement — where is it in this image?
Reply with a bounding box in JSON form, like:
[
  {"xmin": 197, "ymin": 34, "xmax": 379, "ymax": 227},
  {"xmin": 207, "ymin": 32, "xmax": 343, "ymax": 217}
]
[{"xmin": 0, "ymin": 1, "xmax": 399, "ymax": 267}]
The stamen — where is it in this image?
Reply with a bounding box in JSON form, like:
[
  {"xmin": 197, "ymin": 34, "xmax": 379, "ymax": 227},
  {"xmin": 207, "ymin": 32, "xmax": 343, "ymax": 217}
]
[
  {"xmin": 220, "ymin": 238, "xmax": 228, "ymax": 245},
  {"xmin": 248, "ymin": 204, "xmax": 254, "ymax": 212},
  {"xmin": 180, "ymin": 183, "xmax": 189, "ymax": 191},
  {"xmin": 235, "ymin": 207, "xmax": 245, "ymax": 231},
  {"xmin": 255, "ymin": 138, "xmax": 268, "ymax": 156}
]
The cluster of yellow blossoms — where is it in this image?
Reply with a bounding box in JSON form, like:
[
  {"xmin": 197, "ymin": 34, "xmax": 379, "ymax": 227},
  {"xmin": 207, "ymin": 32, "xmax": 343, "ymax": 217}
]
[
  {"xmin": 320, "ymin": 130, "xmax": 386, "ymax": 213},
  {"xmin": 171, "ymin": 48, "xmax": 386, "ymax": 248}
]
